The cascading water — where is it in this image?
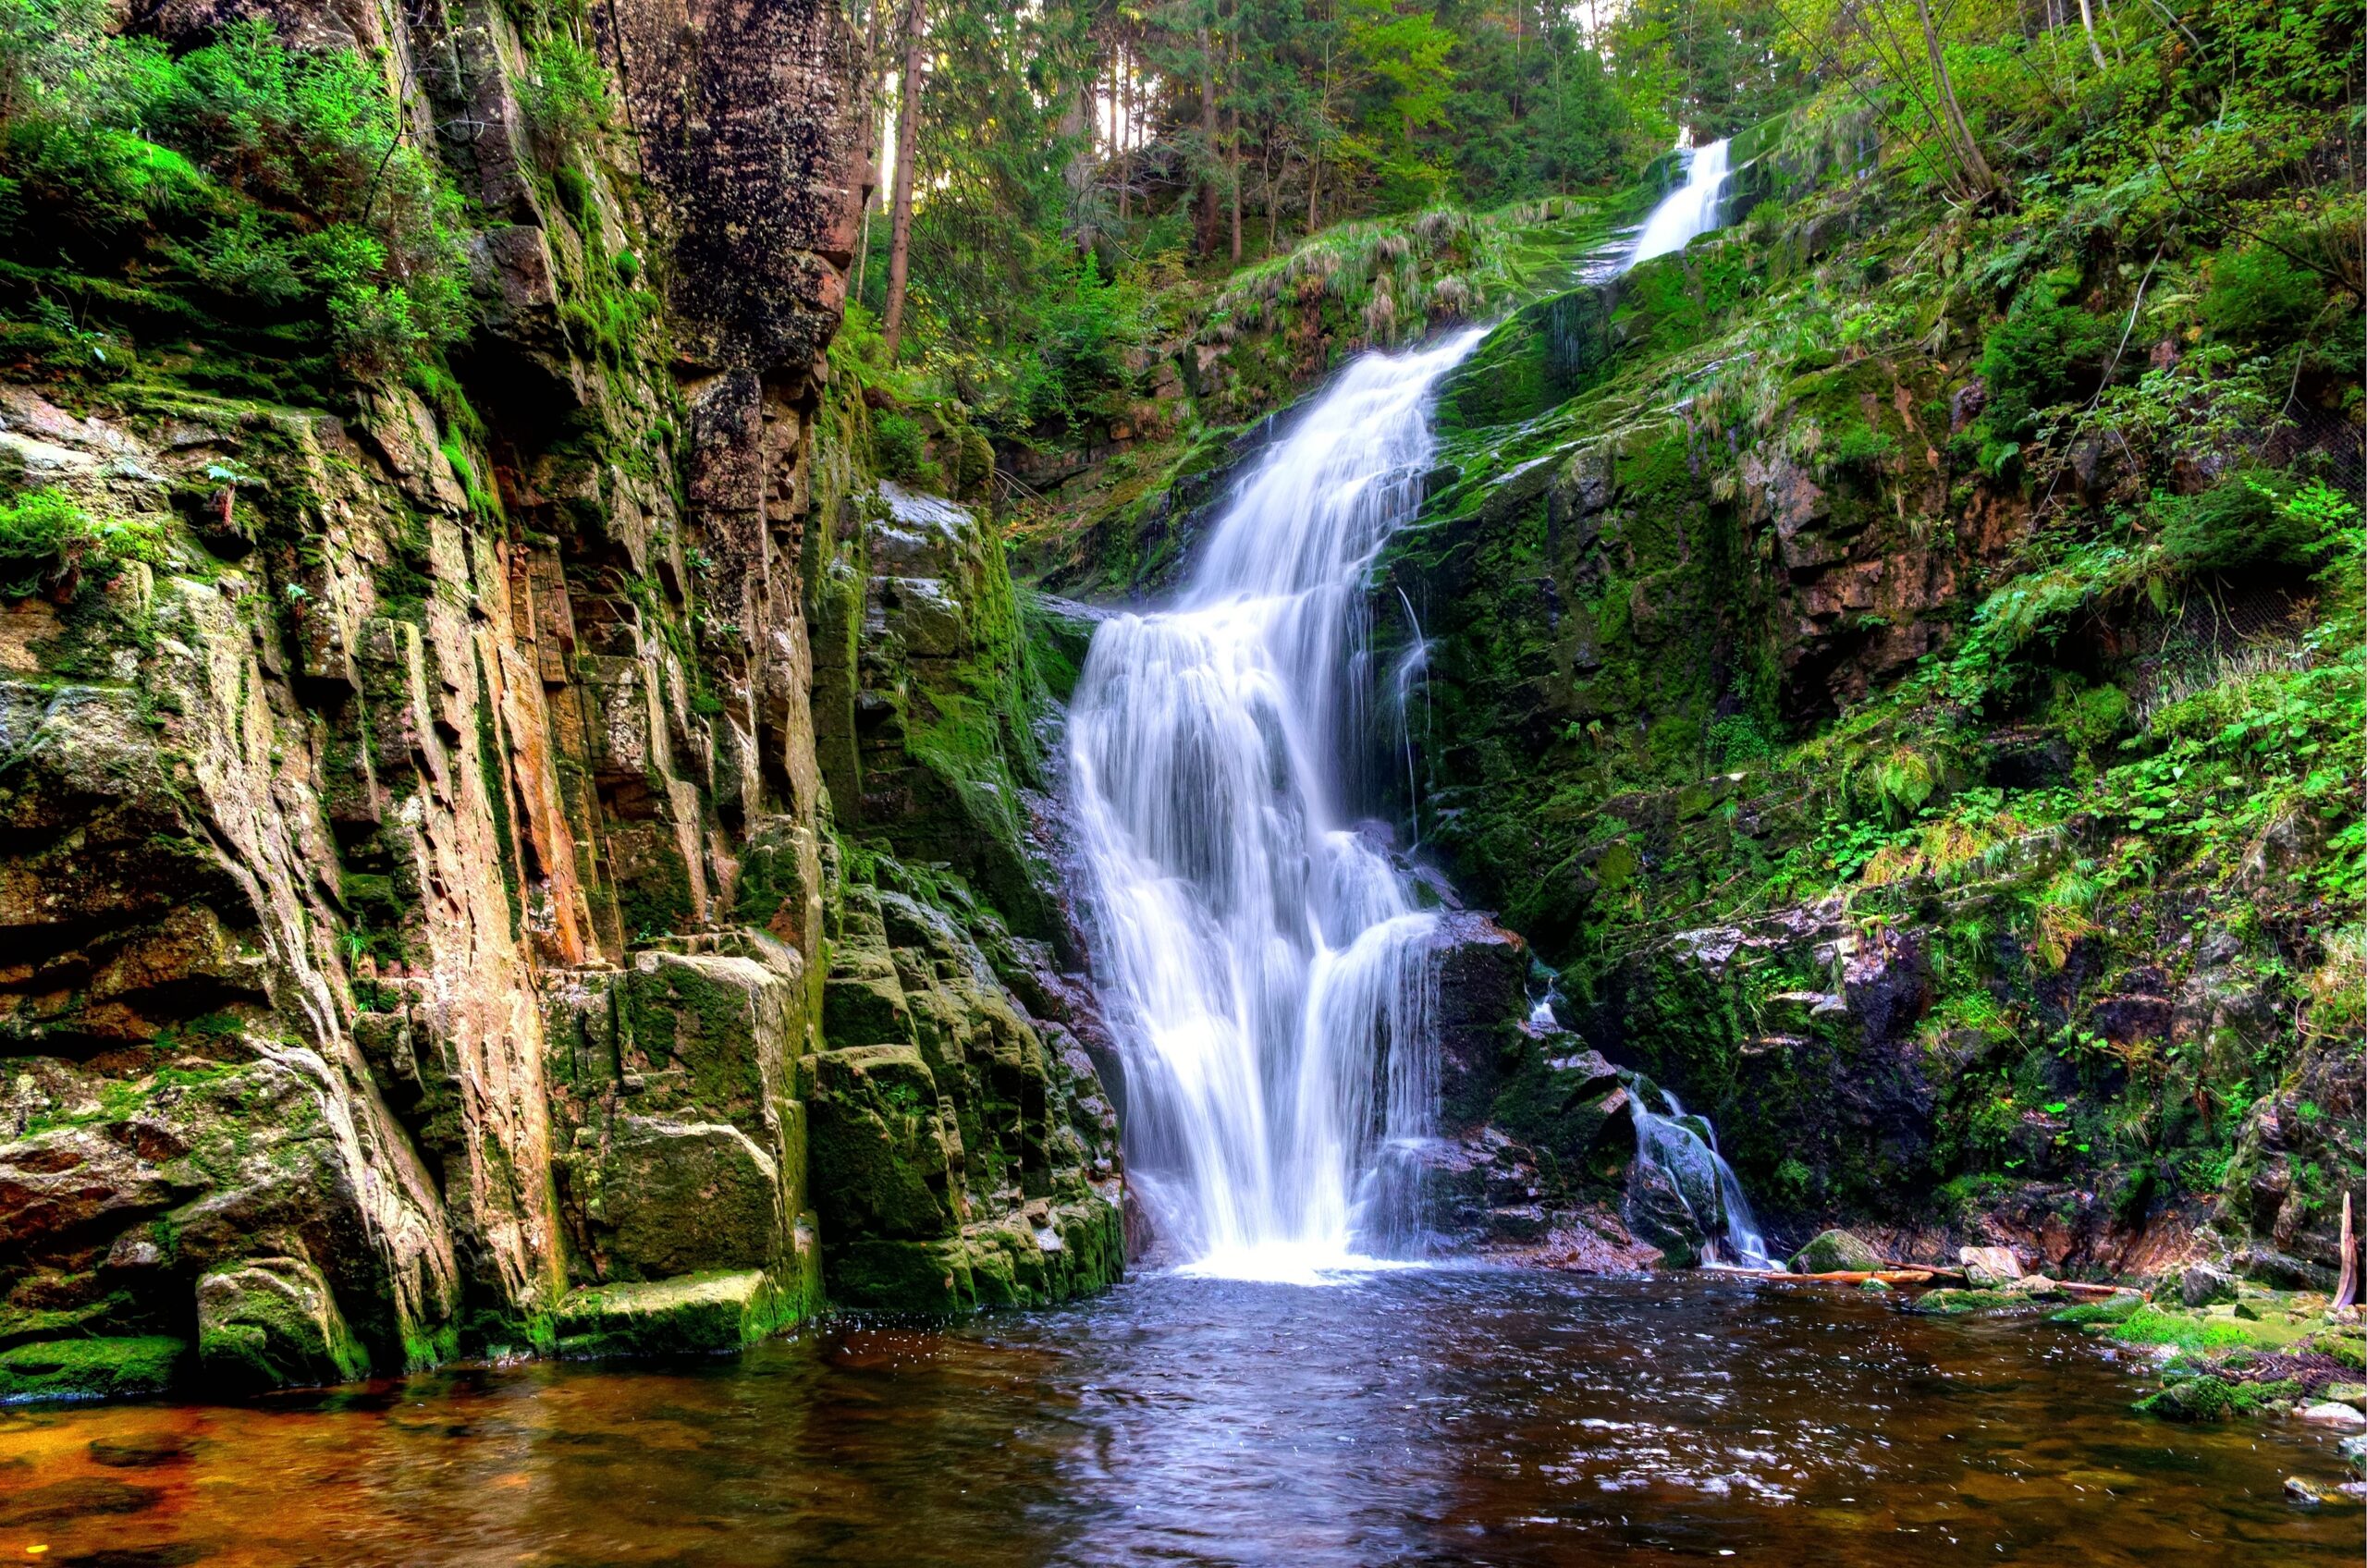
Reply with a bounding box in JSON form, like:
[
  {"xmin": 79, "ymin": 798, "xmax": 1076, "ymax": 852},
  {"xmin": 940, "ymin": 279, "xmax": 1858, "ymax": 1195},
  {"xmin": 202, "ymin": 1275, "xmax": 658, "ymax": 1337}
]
[
  {"xmin": 1627, "ymin": 138, "xmax": 1735, "ymax": 268},
  {"xmin": 1066, "ymin": 329, "xmax": 1487, "ymax": 1281},
  {"xmin": 1626, "ymin": 1084, "xmax": 1774, "ymax": 1269}
]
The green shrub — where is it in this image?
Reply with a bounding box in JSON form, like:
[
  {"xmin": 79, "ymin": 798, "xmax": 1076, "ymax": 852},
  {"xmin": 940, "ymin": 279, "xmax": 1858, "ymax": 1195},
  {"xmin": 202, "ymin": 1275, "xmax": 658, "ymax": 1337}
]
[
  {"xmin": 1978, "ymin": 273, "xmax": 2116, "ymax": 441},
  {"xmin": 871, "ymin": 411, "xmax": 931, "ymax": 485},
  {"xmin": 2049, "ymin": 680, "xmax": 2130, "ymax": 754},
  {"xmin": 1018, "ymin": 251, "xmax": 1145, "ymax": 427},
  {"xmin": 0, "ymin": 6, "xmax": 469, "ymax": 384},
  {"xmin": 1708, "ymin": 712, "xmax": 1778, "ymax": 766},
  {"xmin": 2201, "ymin": 244, "xmax": 2325, "ymax": 346},
  {"xmin": 521, "ymin": 35, "xmax": 613, "ymax": 168},
  {"xmin": 2157, "ymin": 475, "xmax": 2323, "ymax": 575}
]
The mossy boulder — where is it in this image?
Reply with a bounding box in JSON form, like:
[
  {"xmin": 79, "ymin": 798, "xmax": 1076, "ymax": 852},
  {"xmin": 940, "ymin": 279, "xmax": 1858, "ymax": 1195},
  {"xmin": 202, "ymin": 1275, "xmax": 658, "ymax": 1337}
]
[
  {"xmin": 1911, "ymin": 1287, "xmax": 2024, "ymax": 1315},
  {"xmin": 2048, "ymin": 1292, "xmax": 2144, "ymax": 1326},
  {"xmin": 195, "ymin": 1257, "xmax": 370, "ymax": 1391},
  {"xmin": 807, "ymin": 1044, "xmax": 960, "ymax": 1243},
  {"xmin": 0, "ymin": 1336, "xmax": 188, "ymax": 1403},
  {"xmin": 1789, "ymin": 1229, "xmax": 1884, "ymax": 1273},
  {"xmin": 2133, "ymin": 1375, "xmax": 2301, "ymax": 1423},
  {"xmin": 585, "ymin": 1117, "xmax": 791, "ymax": 1280}
]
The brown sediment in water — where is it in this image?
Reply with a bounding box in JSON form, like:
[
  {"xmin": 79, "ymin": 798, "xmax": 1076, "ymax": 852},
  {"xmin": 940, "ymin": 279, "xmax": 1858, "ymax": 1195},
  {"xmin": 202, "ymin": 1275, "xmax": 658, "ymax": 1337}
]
[{"xmin": 0, "ymin": 1268, "xmax": 2356, "ymax": 1567}]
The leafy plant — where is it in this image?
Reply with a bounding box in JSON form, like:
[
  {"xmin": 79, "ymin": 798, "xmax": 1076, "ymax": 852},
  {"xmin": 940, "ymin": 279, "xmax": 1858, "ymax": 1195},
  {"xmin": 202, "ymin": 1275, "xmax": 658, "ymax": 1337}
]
[{"xmin": 521, "ymin": 35, "xmax": 613, "ymax": 168}]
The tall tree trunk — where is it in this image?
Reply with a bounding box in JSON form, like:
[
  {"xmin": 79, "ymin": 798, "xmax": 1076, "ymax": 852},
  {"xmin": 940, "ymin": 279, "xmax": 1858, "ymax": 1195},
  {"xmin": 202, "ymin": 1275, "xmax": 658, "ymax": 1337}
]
[
  {"xmin": 1510, "ymin": 0, "xmax": 1524, "ymax": 120},
  {"xmin": 1196, "ymin": 20, "xmax": 1220, "ymax": 255},
  {"xmin": 1118, "ymin": 43, "xmax": 1132, "ymax": 221},
  {"xmin": 1914, "ymin": 0, "xmax": 1996, "ymax": 197},
  {"xmin": 1262, "ymin": 135, "xmax": 1278, "ymax": 256},
  {"xmin": 853, "ymin": 0, "xmax": 890, "ymax": 307},
  {"xmin": 2075, "ymin": 0, "xmax": 2108, "ymax": 69},
  {"xmin": 1226, "ymin": 21, "xmax": 1242, "ymax": 265},
  {"xmin": 881, "ymin": 0, "xmax": 926, "ymax": 361}
]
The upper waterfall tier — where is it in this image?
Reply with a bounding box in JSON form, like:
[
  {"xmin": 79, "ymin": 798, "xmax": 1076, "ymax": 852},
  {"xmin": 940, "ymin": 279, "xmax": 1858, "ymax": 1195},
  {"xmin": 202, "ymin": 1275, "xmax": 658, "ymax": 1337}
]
[{"xmin": 1627, "ymin": 139, "xmax": 1735, "ymax": 269}]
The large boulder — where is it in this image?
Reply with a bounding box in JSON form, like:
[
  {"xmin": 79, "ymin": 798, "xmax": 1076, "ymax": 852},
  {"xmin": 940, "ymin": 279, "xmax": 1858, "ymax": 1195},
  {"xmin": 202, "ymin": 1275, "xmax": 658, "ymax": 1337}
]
[
  {"xmin": 195, "ymin": 1256, "xmax": 369, "ymax": 1390},
  {"xmin": 581, "ymin": 1117, "xmax": 791, "ymax": 1280},
  {"xmin": 2180, "ymin": 1260, "xmax": 2239, "ymax": 1307},
  {"xmin": 806, "ymin": 1045, "xmax": 962, "ymax": 1243},
  {"xmin": 1790, "ymin": 1229, "xmax": 1884, "ymax": 1273}
]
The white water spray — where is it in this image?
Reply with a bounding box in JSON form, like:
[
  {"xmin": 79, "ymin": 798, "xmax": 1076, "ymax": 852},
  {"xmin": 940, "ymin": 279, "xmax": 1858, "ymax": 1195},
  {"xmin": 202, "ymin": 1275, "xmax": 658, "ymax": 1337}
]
[
  {"xmin": 1627, "ymin": 139, "xmax": 1734, "ymax": 269},
  {"xmin": 1067, "ymin": 330, "xmax": 1486, "ymax": 1281}
]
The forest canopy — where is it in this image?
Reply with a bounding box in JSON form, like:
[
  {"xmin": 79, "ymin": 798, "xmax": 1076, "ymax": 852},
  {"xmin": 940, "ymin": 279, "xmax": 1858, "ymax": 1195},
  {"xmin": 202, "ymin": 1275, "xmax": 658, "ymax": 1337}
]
[{"xmin": 840, "ymin": 0, "xmax": 2358, "ymax": 458}]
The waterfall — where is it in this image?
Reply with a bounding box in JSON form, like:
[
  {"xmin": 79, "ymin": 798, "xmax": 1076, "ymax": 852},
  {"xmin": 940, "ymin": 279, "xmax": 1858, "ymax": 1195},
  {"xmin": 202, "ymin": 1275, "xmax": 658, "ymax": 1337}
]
[
  {"xmin": 1627, "ymin": 139, "xmax": 1735, "ymax": 269},
  {"xmin": 1626, "ymin": 1084, "xmax": 1774, "ymax": 1269},
  {"xmin": 1067, "ymin": 329, "xmax": 1487, "ymax": 1280}
]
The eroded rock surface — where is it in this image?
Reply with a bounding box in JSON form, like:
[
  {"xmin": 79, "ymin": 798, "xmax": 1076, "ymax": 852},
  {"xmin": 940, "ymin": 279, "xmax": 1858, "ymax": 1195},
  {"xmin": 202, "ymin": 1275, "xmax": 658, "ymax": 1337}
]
[{"xmin": 0, "ymin": 0, "xmax": 1123, "ymax": 1401}]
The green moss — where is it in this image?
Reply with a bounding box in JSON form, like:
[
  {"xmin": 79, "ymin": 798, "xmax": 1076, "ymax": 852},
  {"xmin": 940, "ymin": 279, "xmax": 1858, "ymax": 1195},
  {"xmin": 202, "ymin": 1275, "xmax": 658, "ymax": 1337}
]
[
  {"xmin": 2105, "ymin": 1306, "xmax": 2278, "ymax": 1354},
  {"xmin": 1910, "ymin": 1287, "xmax": 2026, "ymax": 1314},
  {"xmin": 0, "ymin": 1337, "xmax": 189, "ymax": 1403},
  {"xmin": 554, "ymin": 1270, "xmax": 803, "ymax": 1357},
  {"xmin": 2048, "ymin": 1293, "xmax": 2143, "ymax": 1326},
  {"xmin": 2132, "ymin": 1375, "xmax": 2301, "ymax": 1423}
]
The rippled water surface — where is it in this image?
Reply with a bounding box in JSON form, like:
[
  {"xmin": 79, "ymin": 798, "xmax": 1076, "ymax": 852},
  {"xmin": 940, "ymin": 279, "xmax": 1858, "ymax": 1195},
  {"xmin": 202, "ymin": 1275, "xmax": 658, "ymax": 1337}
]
[{"xmin": 2, "ymin": 1268, "xmax": 2357, "ymax": 1566}]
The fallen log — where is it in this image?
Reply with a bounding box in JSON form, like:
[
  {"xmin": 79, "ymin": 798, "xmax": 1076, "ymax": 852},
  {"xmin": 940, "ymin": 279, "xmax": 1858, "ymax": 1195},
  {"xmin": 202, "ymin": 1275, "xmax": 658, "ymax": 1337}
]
[
  {"xmin": 1719, "ymin": 1267, "xmax": 2131, "ymax": 1296},
  {"xmin": 1722, "ymin": 1268, "xmax": 1950, "ymax": 1285}
]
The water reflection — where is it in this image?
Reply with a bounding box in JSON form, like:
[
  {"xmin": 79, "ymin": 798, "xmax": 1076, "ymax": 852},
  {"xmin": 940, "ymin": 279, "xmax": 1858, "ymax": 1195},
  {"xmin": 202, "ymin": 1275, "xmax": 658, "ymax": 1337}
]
[{"xmin": 0, "ymin": 1268, "xmax": 2354, "ymax": 1566}]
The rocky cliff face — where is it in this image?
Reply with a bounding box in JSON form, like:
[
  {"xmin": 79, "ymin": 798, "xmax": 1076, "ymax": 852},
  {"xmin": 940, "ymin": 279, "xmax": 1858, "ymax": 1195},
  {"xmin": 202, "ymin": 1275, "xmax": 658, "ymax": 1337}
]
[{"xmin": 0, "ymin": 0, "xmax": 1121, "ymax": 1402}]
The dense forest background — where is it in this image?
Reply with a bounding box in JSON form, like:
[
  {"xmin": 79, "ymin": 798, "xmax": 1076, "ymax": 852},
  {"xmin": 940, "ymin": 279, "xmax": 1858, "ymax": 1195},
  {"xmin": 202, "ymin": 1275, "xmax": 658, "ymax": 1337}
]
[
  {"xmin": 840, "ymin": 0, "xmax": 2359, "ymax": 475},
  {"xmin": 848, "ymin": 0, "xmax": 1809, "ymax": 435}
]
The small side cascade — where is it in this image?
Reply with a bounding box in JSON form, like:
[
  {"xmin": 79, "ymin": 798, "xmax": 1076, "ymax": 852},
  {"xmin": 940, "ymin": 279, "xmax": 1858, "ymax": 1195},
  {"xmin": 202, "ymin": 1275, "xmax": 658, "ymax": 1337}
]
[
  {"xmin": 1524, "ymin": 962, "xmax": 1563, "ymax": 1031},
  {"xmin": 1625, "ymin": 1079, "xmax": 1774, "ymax": 1269}
]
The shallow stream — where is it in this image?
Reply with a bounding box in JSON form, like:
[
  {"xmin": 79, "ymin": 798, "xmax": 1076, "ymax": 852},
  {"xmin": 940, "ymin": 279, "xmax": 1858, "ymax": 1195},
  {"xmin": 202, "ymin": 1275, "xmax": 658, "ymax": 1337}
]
[{"xmin": 3, "ymin": 1268, "xmax": 2355, "ymax": 1566}]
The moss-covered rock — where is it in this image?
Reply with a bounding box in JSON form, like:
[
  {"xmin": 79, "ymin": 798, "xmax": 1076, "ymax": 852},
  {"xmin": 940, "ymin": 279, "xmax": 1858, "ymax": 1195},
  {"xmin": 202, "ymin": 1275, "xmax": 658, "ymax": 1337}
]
[
  {"xmin": 195, "ymin": 1257, "xmax": 369, "ymax": 1391},
  {"xmin": 0, "ymin": 1336, "xmax": 188, "ymax": 1403},
  {"xmin": 1790, "ymin": 1229, "xmax": 1884, "ymax": 1273},
  {"xmin": 2133, "ymin": 1375, "xmax": 2302, "ymax": 1423},
  {"xmin": 1910, "ymin": 1287, "xmax": 2026, "ymax": 1315},
  {"xmin": 553, "ymin": 1269, "xmax": 803, "ymax": 1358}
]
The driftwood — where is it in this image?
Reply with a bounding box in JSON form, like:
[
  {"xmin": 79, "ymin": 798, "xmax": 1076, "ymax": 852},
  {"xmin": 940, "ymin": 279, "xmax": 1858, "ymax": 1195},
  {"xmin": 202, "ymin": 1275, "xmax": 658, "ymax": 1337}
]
[
  {"xmin": 1725, "ymin": 1267, "xmax": 2131, "ymax": 1297},
  {"xmin": 1726, "ymin": 1268, "xmax": 1951, "ymax": 1285}
]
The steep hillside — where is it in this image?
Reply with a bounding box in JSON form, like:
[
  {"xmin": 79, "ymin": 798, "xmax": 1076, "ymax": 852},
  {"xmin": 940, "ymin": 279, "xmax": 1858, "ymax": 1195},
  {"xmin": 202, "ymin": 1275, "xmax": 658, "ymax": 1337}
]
[{"xmin": 1374, "ymin": 97, "xmax": 2362, "ymax": 1275}]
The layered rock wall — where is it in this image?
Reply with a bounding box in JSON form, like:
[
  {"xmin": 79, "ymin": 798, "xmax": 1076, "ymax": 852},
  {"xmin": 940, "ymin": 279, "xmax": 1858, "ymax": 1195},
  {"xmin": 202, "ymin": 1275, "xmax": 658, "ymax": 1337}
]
[{"xmin": 0, "ymin": 0, "xmax": 1121, "ymax": 1400}]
